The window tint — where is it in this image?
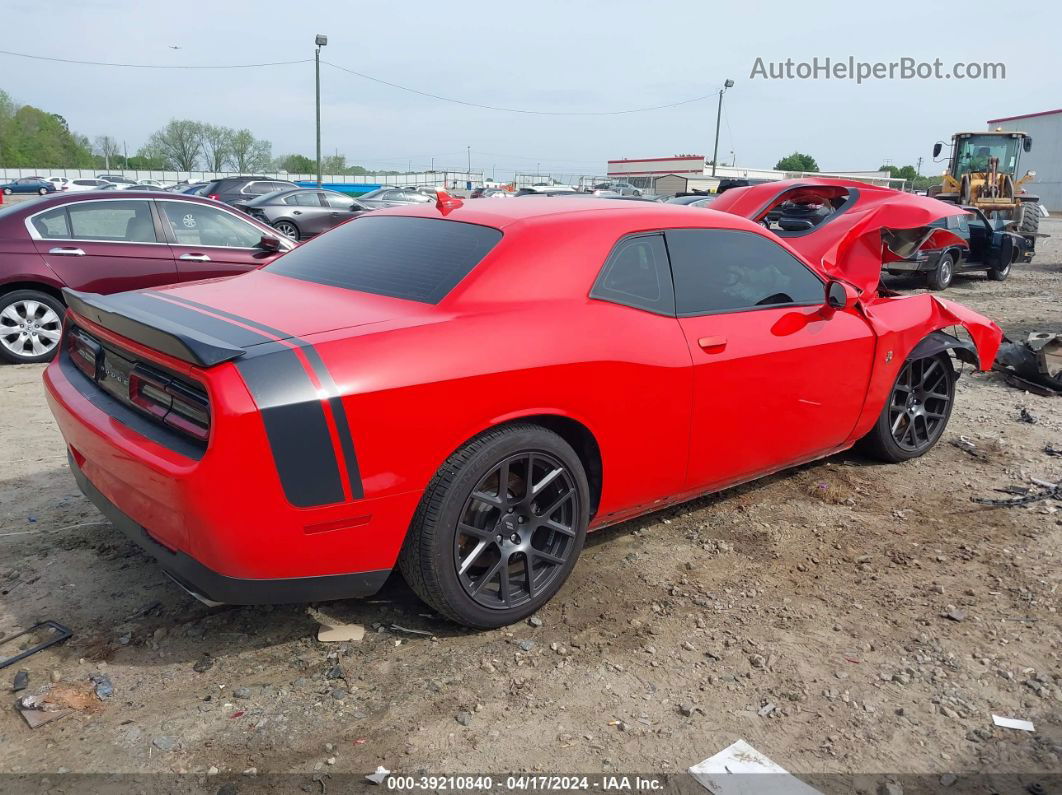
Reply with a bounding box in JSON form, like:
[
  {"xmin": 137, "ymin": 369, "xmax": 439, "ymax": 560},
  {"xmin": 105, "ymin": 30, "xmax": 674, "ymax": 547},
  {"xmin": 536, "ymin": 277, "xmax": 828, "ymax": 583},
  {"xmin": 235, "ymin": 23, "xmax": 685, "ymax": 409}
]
[
  {"xmin": 267, "ymin": 216, "xmax": 502, "ymax": 304},
  {"xmin": 160, "ymin": 202, "xmax": 263, "ymax": 248},
  {"xmin": 31, "ymin": 207, "xmax": 72, "ymax": 239},
  {"xmin": 590, "ymin": 234, "xmax": 674, "ymax": 315},
  {"xmin": 284, "ymin": 191, "xmax": 321, "ymax": 207},
  {"xmin": 666, "ymin": 229, "xmax": 823, "ymax": 315},
  {"xmin": 66, "ymin": 200, "xmax": 157, "ymax": 242},
  {"xmin": 243, "ymin": 181, "xmax": 275, "ymax": 195},
  {"xmin": 321, "ymin": 192, "xmax": 354, "ymax": 209}
]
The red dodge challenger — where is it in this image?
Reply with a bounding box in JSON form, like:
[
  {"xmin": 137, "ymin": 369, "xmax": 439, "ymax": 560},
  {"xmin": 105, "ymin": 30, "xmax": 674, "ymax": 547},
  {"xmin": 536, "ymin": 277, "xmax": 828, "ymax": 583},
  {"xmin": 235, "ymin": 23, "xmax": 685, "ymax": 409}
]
[{"xmin": 43, "ymin": 180, "xmax": 1002, "ymax": 627}]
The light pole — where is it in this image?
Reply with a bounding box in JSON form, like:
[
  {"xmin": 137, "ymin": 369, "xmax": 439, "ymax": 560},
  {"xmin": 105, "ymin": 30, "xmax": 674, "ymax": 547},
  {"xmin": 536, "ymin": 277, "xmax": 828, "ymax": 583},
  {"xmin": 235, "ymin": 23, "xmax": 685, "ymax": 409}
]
[
  {"xmin": 711, "ymin": 78, "xmax": 734, "ymax": 177},
  {"xmin": 315, "ymin": 34, "xmax": 327, "ymax": 187}
]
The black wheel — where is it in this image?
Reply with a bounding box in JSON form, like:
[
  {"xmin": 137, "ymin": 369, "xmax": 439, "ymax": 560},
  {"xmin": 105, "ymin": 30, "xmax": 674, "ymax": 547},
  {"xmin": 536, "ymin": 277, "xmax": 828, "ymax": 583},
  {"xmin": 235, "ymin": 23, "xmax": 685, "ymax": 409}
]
[
  {"xmin": 272, "ymin": 220, "xmax": 300, "ymax": 241},
  {"xmin": 0, "ymin": 289, "xmax": 65, "ymax": 364},
  {"xmin": 987, "ymin": 256, "xmax": 1011, "ymax": 281},
  {"xmin": 860, "ymin": 353, "xmax": 955, "ymax": 463},
  {"xmin": 399, "ymin": 423, "xmax": 589, "ymax": 628},
  {"xmin": 926, "ymin": 251, "xmax": 955, "ymax": 291},
  {"xmin": 1017, "ymin": 201, "xmax": 1040, "ymax": 235}
]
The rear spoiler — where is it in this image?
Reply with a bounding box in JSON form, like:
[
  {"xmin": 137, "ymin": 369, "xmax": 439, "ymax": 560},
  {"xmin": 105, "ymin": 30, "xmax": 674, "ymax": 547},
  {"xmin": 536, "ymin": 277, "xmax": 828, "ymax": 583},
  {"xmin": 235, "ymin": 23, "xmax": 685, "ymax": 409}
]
[{"xmin": 62, "ymin": 289, "xmax": 246, "ymax": 368}]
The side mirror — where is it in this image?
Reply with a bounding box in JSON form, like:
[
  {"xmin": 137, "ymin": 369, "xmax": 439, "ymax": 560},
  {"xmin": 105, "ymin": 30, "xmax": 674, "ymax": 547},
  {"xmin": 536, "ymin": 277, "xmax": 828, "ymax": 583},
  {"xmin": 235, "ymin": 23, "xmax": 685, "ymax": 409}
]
[
  {"xmin": 932, "ymin": 142, "xmax": 943, "ymax": 158},
  {"xmin": 826, "ymin": 280, "xmax": 858, "ymax": 310},
  {"xmin": 258, "ymin": 235, "xmax": 281, "ymax": 252},
  {"xmin": 1023, "ymin": 137, "xmax": 1033, "ymax": 152}
]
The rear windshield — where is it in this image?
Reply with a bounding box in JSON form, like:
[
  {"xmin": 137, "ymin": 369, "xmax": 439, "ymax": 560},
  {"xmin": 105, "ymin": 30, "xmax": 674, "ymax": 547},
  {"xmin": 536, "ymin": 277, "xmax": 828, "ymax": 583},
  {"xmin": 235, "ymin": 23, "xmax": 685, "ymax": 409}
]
[{"xmin": 266, "ymin": 215, "xmax": 503, "ymax": 304}]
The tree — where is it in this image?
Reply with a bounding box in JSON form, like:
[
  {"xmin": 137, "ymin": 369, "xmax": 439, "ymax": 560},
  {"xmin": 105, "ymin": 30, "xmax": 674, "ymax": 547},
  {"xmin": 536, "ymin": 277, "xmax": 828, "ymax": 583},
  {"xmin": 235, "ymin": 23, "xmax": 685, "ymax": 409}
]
[
  {"xmin": 775, "ymin": 152, "xmax": 819, "ymax": 172},
  {"xmin": 129, "ymin": 140, "xmax": 168, "ymax": 170},
  {"xmin": 94, "ymin": 135, "xmax": 121, "ymax": 170},
  {"xmin": 229, "ymin": 128, "xmax": 272, "ymax": 172},
  {"xmin": 276, "ymin": 153, "xmax": 315, "ymax": 174},
  {"xmin": 200, "ymin": 124, "xmax": 233, "ymax": 172},
  {"xmin": 321, "ymin": 153, "xmax": 347, "ymax": 175},
  {"xmin": 146, "ymin": 119, "xmax": 203, "ymax": 170},
  {"xmin": 0, "ymin": 90, "xmax": 95, "ymax": 167}
]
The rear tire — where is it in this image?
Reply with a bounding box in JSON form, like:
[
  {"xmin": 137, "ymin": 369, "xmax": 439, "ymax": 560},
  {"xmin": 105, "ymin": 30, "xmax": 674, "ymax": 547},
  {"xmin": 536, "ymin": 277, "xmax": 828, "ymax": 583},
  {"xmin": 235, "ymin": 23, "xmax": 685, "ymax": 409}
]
[
  {"xmin": 926, "ymin": 251, "xmax": 955, "ymax": 291},
  {"xmin": 1017, "ymin": 201, "xmax": 1040, "ymax": 235},
  {"xmin": 860, "ymin": 352, "xmax": 955, "ymax": 463},
  {"xmin": 272, "ymin": 220, "xmax": 300, "ymax": 241},
  {"xmin": 2, "ymin": 188, "xmax": 11, "ymax": 195},
  {"xmin": 398, "ymin": 423, "xmax": 589, "ymax": 628},
  {"xmin": 38, "ymin": 188, "xmax": 48, "ymax": 195}
]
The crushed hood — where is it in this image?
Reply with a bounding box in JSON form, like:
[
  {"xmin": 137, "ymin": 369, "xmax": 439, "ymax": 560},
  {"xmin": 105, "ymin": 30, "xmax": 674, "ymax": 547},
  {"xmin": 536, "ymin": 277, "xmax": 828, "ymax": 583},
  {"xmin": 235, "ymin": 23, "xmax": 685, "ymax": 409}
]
[{"xmin": 711, "ymin": 178, "xmax": 970, "ymax": 295}]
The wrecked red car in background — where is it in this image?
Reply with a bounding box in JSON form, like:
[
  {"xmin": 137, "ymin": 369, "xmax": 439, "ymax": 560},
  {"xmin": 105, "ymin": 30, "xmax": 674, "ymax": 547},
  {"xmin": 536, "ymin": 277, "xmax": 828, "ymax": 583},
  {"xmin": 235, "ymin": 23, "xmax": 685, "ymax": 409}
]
[{"xmin": 44, "ymin": 184, "xmax": 1002, "ymax": 627}]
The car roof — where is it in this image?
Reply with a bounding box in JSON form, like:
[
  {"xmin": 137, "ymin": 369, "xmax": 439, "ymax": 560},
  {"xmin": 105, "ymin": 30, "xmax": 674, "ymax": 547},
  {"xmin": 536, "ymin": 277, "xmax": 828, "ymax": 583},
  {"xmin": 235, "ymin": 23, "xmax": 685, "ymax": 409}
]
[
  {"xmin": 371, "ymin": 195, "xmax": 760, "ymax": 233},
  {"xmin": 0, "ymin": 190, "xmax": 245, "ymax": 214}
]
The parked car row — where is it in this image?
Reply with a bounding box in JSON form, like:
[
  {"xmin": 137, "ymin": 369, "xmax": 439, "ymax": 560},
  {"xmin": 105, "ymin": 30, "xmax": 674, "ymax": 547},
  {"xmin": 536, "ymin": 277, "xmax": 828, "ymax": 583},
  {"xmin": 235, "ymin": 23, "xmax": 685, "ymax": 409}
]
[{"xmin": 0, "ymin": 190, "xmax": 294, "ymax": 363}]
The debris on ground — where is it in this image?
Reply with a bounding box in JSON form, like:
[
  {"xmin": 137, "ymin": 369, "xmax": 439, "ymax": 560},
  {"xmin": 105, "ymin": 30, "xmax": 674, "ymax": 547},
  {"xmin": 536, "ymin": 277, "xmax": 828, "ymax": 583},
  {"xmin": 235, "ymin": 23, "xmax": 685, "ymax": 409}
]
[
  {"xmin": 365, "ymin": 766, "xmax": 390, "ymax": 785},
  {"xmin": 1019, "ymin": 407, "xmax": 1039, "ymax": 424},
  {"xmin": 317, "ymin": 622, "xmax": 366, "ymax": 643},
  {"xmin": 16, "ymin": 680, "xmax": 102, "ymax": 729},
  {"xmin": 973, "ymin": 477, "xmax": 1061, "ymax": 507},
  {"xmin": 995, "ymin": 332, "xmax": 1062, "ymax": 396},
  {"xmin": 0, "ymin": 620, "xmax": 73, "ymax": 670},
  {"xmin": 390, "ymin": 624, "xmax": 433, "ymax": 636},
  {"xmin": 192, "ymin": 653, "xmax": 215, "ymax": 673},
  {"xmin": 689, "ymin": 739, "xmax": 821, "ymax": 794},
  {"xmin": 90, "ymin": 673, "xmax": 113, "ymax": 700},
  {"xmin": 12, "ymin": 669, "xmax": 28, "ymax": 691},
  {"xmin": 951, "ymin": 436, "xmax": 988, "ymax": 460},
  {"xmin": 1045, "ymin": 443, "xmax": 1062, "ymax": 457},
  {"xmin": 992, "ymin": 714, "xmax": 1035, "ymax": 732}
]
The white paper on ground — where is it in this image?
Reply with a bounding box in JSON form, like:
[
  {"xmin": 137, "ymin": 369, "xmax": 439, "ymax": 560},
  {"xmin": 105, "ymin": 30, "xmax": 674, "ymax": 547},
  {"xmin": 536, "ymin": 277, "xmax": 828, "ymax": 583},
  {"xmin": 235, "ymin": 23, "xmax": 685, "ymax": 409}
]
[
  {"xmin": 992, "ymin": 714, "xmax": 1035, "ymax": 732},
  {"xmin": 689, "ymin": 739, "xmax": 822, "ymax": 795},
  {"xmin": 317, "ymin": 623, "xmax": 366, "ymax": 642}
]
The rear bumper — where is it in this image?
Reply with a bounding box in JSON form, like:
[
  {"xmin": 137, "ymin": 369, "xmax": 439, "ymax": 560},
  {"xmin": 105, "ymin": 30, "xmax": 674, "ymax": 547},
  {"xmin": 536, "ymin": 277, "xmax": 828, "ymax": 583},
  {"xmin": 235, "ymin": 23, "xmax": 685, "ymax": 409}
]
[
  {"xmin": 71, "ymin": 455, "xmax": 390, "ymax": 604},
  {"xmin": 886, "ymin": 255, "xmax": 937, "ymax": 273}
]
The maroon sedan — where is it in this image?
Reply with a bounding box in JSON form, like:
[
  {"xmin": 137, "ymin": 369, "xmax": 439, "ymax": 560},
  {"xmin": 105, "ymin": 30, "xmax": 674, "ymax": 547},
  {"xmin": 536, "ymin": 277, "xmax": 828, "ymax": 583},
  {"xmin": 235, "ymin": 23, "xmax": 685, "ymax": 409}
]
[{"xmin": 0, "ymin": 191, "xmax": 294, "ymax": 363}]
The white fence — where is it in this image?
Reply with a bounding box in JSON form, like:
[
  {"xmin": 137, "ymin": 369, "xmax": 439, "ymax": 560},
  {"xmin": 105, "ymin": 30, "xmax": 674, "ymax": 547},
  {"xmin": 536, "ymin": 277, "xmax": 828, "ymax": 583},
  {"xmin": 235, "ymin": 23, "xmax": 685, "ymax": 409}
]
[{"xmin": 0, "ymin": 168, "xmax": 485, "ymax": 188}]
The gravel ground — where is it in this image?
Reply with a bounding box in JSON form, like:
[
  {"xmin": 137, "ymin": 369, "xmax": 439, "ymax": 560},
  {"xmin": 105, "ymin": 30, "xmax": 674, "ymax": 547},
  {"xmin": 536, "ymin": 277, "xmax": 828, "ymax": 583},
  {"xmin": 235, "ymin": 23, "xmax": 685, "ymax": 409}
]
[{"xmin": 0, "ymin": 218, "xmax": 1059, "ymax": 790}]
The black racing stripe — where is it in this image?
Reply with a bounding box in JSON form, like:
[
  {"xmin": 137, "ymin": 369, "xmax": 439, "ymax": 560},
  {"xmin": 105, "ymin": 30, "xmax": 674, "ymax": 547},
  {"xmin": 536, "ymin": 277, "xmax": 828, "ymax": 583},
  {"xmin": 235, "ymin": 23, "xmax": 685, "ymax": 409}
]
[
  {"xmin": 130, "ymin": 293, "xmax": 273, "ymax": 348},
  {"xmin": 234, "ymin": 349, "xmax": 345, "ymax": 508},
  {"xmin": 160, "ymin": 294, "xmax": 365, "ymax": 500},
  {"xmin": 139, "ymin": 292, "xmax": 348, "ymax": 508}
]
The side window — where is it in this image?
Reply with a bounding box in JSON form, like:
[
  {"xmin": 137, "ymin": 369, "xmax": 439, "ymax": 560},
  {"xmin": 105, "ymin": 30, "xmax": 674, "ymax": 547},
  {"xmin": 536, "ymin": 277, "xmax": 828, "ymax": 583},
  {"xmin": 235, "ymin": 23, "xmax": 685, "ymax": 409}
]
[
  {"xmin": 666, "ymin": 228, "xmax": 824, "ymax": 316},
  {"xmin": 284, "ymin": 192, "xmax": 319, "ymax": 206},
  {"xmin": 590, "ymin": 234, "xmax": 674, "ymax": 315},
  {"xmin": 32, "ymin": 207, "xmax": 72, "ymax": 239},
  {"xmin": 243, "ymin": 181, "xmax": 273, "ymax": 195},
  {"xmin": 322, "ymin": 193, "xmax": 354, "ymax": 209},
  {"xmin": 160, "ymin": 203, "xmax": 264, "ymax": 248},
  {"xmin": 66, "ymin": 200, "xmax": 157, "ymax": 243},
  {"xmin": 954, "ymin": 216, "xmax": 970, "ymax": 234}
]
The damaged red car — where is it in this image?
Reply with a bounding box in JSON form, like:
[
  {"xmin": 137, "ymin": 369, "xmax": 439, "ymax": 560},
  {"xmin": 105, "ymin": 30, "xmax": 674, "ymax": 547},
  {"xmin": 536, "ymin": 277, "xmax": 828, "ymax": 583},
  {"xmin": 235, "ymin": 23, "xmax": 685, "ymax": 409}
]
[{"xmin": 43, "ymin": 181, "xmax": 1002, "ymax": 628}]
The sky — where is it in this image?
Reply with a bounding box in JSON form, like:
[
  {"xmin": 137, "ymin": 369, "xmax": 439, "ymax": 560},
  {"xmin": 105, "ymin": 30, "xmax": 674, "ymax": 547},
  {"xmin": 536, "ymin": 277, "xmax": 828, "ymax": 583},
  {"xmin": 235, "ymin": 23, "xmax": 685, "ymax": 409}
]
[{"xmin": 3, "ymin": 0, "xmax": 1061, "ymax": 180}]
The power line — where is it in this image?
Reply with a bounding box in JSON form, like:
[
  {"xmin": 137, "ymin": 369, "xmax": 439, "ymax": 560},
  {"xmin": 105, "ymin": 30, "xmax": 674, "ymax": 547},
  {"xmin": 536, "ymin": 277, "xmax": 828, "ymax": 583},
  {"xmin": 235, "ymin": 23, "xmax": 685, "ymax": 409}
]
[
  {"xmin": 0, "ymin": 49, "xmax": 310, "ymax": 69},
  {"xmin": 321, "ymin": 61, "xmax": 714, "ymax": 116},
  {"xmin": 0, "ymin": 48, "xmax": 717, "ymax": 116}
]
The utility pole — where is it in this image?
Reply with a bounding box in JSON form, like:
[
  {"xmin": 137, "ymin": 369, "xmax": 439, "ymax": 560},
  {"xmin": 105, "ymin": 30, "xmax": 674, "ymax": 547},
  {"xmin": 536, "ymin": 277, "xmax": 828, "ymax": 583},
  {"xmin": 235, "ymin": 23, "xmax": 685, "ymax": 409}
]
[
  {"xmin": 916, "ymin": 156, "xmax": 923, "ymax": 176},
  {"xmin": 314, "ymin": 34, "xmax": 328, "ymax": 187},
  {"xmin": 466, "ymin": 145, "xmax": 471, "ymax": 175},
  {"xmin": 711, "ymin": 79, "xmax": 734, "ymax": 177}
]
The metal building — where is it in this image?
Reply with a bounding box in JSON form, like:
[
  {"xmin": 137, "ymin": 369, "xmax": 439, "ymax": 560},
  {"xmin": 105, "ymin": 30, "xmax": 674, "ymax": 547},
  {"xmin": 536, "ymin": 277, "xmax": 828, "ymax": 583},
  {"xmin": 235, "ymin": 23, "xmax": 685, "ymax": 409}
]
[{"xmin": 986, "ymin": 108, "xmax": 1062, "ymax": 211}]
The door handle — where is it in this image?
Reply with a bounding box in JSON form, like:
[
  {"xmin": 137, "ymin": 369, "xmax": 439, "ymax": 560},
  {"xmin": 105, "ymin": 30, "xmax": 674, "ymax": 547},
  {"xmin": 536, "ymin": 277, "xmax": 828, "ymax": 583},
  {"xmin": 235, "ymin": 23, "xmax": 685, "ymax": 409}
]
[
  {"xmin": 179, "ymin": 253, "xmax": 211, "ymax": 262},
  {"xmin": 698, "ymin": 335, "xmax": 728, "ymax": 352},
  {"xmin": 48, "ymin": 247, "xmax": 84, "ymax": 256},
  {"xmin": 292, "ymin": 210, "xmax": 302, "ymax": 215}
]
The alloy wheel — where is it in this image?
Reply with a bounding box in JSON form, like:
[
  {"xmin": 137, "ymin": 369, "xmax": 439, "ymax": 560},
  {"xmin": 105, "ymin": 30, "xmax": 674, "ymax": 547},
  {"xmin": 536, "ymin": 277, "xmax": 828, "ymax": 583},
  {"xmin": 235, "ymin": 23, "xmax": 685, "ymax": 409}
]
[
  {"xmin": 0, "ymin": 300, "xmax": 63, "ymax": 359},
  {"xmin": 454, "ymin": 452, "xmax": 580, "ymax": 610},
  {"xmin": 274, "ymin": 221, "xmax": 299, "ymax": 241},
  {"xmin": 887, "ymin": 357, "xmax": 951, "ymax": 453}
]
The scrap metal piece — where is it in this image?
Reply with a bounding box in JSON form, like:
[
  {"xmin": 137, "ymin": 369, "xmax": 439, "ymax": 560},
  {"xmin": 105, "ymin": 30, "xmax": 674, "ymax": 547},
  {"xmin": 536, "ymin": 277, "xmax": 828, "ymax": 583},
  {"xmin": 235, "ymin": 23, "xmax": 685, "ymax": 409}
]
[
  {"xmin": 995, "ymin": 332, "xmax": 1062, "ymax": 395},
  {"xmin": 0, "ymin": 621, "xmax": 73, "ymax": 670}
]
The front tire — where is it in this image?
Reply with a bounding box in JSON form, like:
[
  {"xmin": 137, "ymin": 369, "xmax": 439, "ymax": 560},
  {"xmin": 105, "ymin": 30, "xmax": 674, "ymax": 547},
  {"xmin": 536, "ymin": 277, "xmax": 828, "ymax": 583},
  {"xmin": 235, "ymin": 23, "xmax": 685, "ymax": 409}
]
[
  {"xmin": 38, "ymin": 188, "xmax": 48, "ymax": 195},
  {"xmin": 860, "ymin": 353, "xmax": 955, "ymax": 463},
  {"xmin": 926, "ymin": 251, "xmax": 955, "ymax": 291},
  {"xmin": 399, "ymin": 423, "xmax": 589, "ymax": 628},
  {"xmin": 0, "ymin": 289, "xmax": 65, "ymax": 364},
  {"xmin": 2, "ymin": 188, "xmax": 11, "ymax": 195}
]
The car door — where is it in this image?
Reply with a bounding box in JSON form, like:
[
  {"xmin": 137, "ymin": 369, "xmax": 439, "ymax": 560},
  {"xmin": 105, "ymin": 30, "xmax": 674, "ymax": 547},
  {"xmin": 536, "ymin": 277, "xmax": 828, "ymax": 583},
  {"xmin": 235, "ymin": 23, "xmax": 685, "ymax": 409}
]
[
  {"xmin": 156, "ymin": 199, "xmax": 283, "ymax": 280},
  {"xmin": 281, "ymin": 191, "xmax": 331, "ymax": 236},
  {"xmin": 666, "ymin": 228, "xmax": 875, "ymax": 491},
  {"xmin": 318, "ymin": 192, "xmax": 362, "ymax": 232},
  {"xmin": 28, "ymin": 198, "xmax": 178, "ymax": 293}
]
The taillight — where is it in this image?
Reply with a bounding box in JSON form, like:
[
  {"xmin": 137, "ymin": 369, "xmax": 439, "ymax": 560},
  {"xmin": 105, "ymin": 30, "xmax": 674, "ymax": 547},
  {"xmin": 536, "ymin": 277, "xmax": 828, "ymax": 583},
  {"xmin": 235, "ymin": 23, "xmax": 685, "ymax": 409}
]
[
  {"xmin": 67, "ymin": 329, "xmax": 100, "ymax": 380},
  {"xmin": 129, "ymin": 364, "xmax": 210, "ymax": 442},
  {"xmin": 207, "ymin": 193, "xmax": 220, "ymax": 200}
]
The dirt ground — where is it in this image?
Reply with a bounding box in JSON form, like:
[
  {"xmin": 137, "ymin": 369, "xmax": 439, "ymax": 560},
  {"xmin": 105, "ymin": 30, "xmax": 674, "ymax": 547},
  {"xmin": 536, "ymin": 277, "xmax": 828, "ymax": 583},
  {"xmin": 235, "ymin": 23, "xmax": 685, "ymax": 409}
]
[{"xmin": 1, "ymin": 219, "xmax": 1060, "ymax": 791}]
